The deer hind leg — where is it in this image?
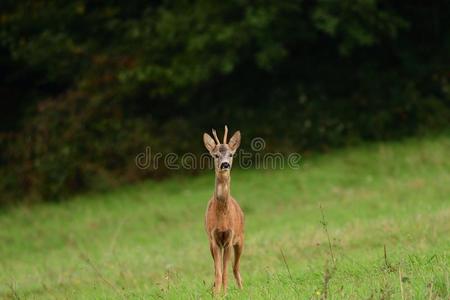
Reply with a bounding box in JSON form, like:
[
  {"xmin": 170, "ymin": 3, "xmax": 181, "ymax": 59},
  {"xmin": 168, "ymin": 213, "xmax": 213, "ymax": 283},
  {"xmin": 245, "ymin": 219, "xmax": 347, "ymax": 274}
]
[
  {"xmin": 210, "ymin": 242, "xmax": 223, "ymax": 294},
  {"xmin": 233, "ymin": 241, "xmax": 243, "ymax": 289}
]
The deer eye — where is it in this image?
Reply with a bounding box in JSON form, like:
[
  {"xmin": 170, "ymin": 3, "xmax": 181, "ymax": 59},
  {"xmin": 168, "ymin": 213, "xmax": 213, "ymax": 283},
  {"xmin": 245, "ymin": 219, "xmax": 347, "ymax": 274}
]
[
  {"xmin": 214, "ymin": 154, "xmax": 219, "ymax": 158},
  {"xmin": 229, "ymin": 154, "xmax": 233, "ymax": 157}
]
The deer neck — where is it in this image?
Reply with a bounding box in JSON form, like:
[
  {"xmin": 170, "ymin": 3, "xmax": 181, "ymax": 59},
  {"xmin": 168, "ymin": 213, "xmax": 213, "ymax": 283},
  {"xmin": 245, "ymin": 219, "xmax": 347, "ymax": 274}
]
[{"xmin": 214, "ymin": 171, "xmax": 231, "ymax": 203}]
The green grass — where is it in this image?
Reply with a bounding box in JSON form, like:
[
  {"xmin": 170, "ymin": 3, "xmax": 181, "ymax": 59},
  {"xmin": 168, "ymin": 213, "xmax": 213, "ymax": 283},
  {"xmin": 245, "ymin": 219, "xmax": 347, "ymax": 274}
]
[{"xmin": 1, "ymin": 134, "xmax": 450, "ymax": 299}]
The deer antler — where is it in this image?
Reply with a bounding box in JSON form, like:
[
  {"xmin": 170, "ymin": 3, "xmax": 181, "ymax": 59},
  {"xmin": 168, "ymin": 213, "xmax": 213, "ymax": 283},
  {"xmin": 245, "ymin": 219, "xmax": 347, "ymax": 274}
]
[
  {"xmin": 223, "ymin": 125, "xmax": 228, "ymax": 144},
  {"xmin": 212, "ymin": 129, "xmax": 220, "ymax": 144}
]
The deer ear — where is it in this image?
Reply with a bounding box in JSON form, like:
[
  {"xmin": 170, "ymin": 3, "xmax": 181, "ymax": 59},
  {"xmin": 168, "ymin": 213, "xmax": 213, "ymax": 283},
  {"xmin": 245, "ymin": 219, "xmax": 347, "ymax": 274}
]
[
  {"xmin": 203, "ymin": 133, "xmax": 216, "ymax": 153},
  {"xmin": 228, "ymin": 131, "xmax": 241, "ymax": 151}
]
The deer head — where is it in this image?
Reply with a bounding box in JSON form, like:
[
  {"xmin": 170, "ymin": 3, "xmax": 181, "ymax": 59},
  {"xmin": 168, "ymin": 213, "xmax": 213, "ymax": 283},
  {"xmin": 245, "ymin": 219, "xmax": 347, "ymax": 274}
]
[{"xmin": 203, "ymin": 125, "xmax": 241, "ymax": 174}]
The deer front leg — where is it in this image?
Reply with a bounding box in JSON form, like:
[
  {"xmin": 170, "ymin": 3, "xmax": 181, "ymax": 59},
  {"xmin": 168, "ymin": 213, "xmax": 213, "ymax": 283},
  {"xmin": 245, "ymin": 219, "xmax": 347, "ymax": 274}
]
[
  {"xmin": 222, "ymin": 245, "xmax": 231, "ymax": 293},
  {"xmin": 210, "ymin": 241, "xmax": 222, "ymax": 294},
  {"xmin": 233, "ymin": 242, "xmax": 243, "ymax": 289}
]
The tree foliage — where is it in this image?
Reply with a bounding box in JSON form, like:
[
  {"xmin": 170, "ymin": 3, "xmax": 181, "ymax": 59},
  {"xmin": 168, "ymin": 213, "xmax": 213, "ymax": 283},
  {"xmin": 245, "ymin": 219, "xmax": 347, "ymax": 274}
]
[{"xmin": 1, "ymin": 0, "xmax": 449, "ymax": 202}]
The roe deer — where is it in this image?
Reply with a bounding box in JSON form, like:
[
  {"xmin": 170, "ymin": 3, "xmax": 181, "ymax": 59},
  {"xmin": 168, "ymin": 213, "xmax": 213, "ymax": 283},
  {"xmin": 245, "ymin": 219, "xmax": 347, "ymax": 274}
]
[{"xmin": 203, "ymin": 125, "xmax": 244, "ymax": 294}]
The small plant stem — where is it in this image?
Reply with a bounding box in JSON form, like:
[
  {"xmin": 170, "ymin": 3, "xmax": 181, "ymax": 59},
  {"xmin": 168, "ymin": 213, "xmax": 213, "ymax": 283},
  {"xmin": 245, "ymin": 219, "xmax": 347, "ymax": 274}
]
[
  {"xmin": 280, "ymin": 248, "xmax": 293, "ymax": 282},
  {"xmin": 319, "ymin": 204, "xmax": 335, "ymax": 265},
  {"xmin": 399, "ymin": 268, "xmax": 405, "ymax": 300}
]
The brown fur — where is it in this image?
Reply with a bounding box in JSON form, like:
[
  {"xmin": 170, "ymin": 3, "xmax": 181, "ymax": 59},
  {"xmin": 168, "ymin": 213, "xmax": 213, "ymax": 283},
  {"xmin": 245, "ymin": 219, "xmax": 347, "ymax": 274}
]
[{"xmin": 203, "ymin": 126, "xmax": 244, "ymax": 294}]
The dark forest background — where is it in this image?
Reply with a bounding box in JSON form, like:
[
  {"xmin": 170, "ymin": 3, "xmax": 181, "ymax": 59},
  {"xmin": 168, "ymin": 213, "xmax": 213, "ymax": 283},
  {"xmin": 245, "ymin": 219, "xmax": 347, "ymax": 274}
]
[{"xmin": 1, "ymin": 0, "xmax": 449, "ymax": 204}]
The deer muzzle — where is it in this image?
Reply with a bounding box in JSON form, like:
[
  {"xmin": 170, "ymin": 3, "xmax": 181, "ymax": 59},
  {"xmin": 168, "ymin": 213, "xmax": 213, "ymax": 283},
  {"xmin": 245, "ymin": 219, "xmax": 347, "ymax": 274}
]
[{"xmin": 220, "ymin": 162, "xmax": 231, "ymax": 170}]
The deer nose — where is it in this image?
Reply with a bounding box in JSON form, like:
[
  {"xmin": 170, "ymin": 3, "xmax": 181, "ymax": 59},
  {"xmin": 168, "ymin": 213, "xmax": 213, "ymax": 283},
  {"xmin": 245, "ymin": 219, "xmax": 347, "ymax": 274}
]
[{"xmin": 220, "ymin": 162, "xmax": 230, "ymax": 170}]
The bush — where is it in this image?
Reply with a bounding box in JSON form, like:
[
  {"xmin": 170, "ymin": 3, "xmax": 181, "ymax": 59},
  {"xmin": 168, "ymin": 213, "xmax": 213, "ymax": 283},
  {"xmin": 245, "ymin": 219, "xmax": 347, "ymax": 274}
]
[{"xmin": 1, "ymin": 1, "xmax": 449, "ymax": 203}]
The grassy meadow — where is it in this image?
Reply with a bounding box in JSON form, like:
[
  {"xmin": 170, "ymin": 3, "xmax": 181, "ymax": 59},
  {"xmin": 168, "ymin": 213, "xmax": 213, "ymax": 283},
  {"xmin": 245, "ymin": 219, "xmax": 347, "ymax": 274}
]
[{"xmin": 1, "ymin": 134, "xmax": 449, "ymax": 299}]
